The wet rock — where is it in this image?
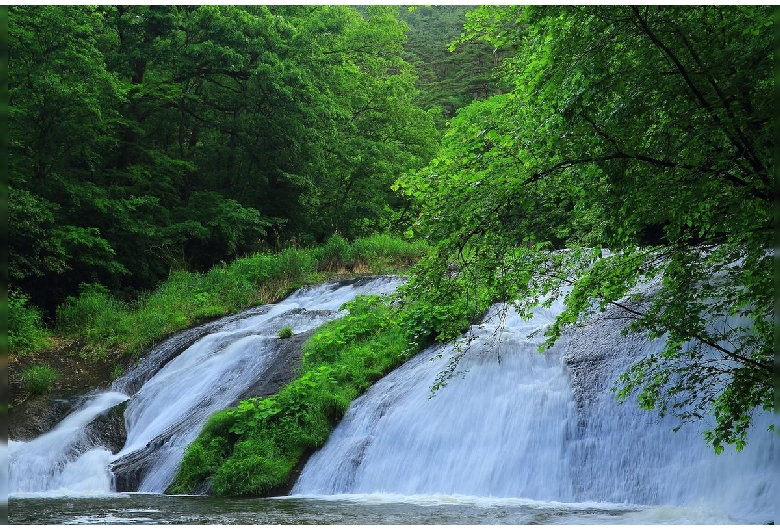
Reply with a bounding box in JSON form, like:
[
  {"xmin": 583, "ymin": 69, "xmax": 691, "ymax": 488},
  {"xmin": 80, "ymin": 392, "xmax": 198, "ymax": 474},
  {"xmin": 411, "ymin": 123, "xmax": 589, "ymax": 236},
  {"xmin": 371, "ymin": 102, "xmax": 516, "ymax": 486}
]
[
  {"xmin": 235, "ymin": 326, "xmax": 317, "ymax": 402},
  {"xmin": 9, "ymin": 395, "xmax": 79, "ymax": 441},
  {"xmin": 111, "ymin": 327, "xmax": 317, "ymax": 493},
  {"xmin": 84, "ymin": 400, "xmax": 128, "ymax": 454},
  {"xmin": 562, "ymin": 302, "xmax": 651, "ymax": 416},
  {"xmin": 111, "ymin": 437, "xmax": 163, "ymax": 492}
]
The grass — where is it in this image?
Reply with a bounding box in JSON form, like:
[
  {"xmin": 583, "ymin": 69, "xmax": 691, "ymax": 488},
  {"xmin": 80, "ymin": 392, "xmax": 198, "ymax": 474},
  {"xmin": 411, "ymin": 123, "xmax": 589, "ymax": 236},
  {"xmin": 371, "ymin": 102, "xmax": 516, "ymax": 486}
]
[
  {"xmin": 15, "ymin": 234, "xmax": 428, "ymax": 363},
  {"xmin": 20, "ymin": 364, "xmax": 59, "ymax": 396}
]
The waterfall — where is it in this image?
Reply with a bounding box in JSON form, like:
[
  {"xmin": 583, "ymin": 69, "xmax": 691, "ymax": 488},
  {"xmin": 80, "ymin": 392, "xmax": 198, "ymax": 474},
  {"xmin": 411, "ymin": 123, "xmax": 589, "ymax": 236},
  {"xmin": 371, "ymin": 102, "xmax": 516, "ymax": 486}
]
[
  {"xmin": 292, "ymin": 298, "xmax": 774, "ymax": 523},
  {"xmin": 9, "ymin": 276, "xmax": 404, "ymax": 496},
  {"xmin": 10, "ymin": 275, "xmax": 774, "ymax": 523}
]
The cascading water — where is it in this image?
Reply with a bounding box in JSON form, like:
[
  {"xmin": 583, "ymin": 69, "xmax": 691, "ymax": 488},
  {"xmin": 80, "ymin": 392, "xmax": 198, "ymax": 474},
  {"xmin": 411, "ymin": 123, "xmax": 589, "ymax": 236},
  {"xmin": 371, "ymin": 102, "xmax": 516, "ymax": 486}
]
[
  {"xmin": 9, "ymin": 391, "xmax": 130, "ymax": 494},
  {"xmin": 292, "ymin": 298, "xmax": 774, "ymax": 523},
  {"xmin": 9, "ymin": 276, "xmax": 404, "ymax": 496},
  {"xmin": 10, "ymin": 275, "xmax": 774, "ymax": 523},
  {"xmin": 293, "ymin": 300, "xmax": 577, "ymax": 499}
]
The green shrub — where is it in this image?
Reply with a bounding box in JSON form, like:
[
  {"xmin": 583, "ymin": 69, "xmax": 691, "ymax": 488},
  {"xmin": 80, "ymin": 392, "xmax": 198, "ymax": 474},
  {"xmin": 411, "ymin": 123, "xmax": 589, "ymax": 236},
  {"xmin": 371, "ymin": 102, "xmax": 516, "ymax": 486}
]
[
  {"xmin": 212, "ymin": 446, "xmax": 295, "ymax": 496},
  {"xmin": 56, "ymin": 283, "xmax": 121, "ymax": 331},
  {"xmin": 111, "ymin": 364, "xmax": 124, "ymax": 380},
  {"xmin": 20, "ymin": 364, "xmax": 59, "ymax": 396},
  {"xmin": 317, "ymin": 233, "xmax": 352, "ymax": 270},
  {"xmin": 352, "ymin": 234, "xmax": 429, "ymax": 269},
  {"xmin": 278, "ymin": 326, "xmax": 293, "ymax": 339},
  {"xmin": 9, "ymin": 289, "xmax": 51, "ymax": 355},
  {"xmin": 55, "ymin": 283, "xmax": 132, "ymax": 356},
  {"xmin": 273, "ymin": 248, "xmax": 316, "ymax": 283}
]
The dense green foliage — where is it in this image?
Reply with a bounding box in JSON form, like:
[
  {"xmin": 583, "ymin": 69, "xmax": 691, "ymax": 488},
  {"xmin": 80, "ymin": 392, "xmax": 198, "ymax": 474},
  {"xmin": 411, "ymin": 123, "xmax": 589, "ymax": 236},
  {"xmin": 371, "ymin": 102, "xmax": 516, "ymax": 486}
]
[
  {"xmin": 11, "ymin": 235, "xmax": 426, "ymax": 366},
  {"xmin": 396, "ymin": 5, "xmax": 773, "ymax": 452},
  {"xmin": 171, "ymin": 294, "xmax": 419, "ymax": 496},
  {"xmin": 398, "ymin": 6, "xmax": 507, "ymax": 121},
  {"xmin": 9, "ymin": 5, "xmax": 438, "ymax": 313}
]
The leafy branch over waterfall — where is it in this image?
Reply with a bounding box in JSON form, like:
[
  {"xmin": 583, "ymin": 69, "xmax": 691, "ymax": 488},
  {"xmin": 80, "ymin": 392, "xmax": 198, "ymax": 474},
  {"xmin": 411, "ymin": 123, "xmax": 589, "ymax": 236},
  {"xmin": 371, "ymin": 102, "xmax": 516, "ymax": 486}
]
[{"xmin": 394, "ymin": 5, "xmax": 773, "ymax": 452}]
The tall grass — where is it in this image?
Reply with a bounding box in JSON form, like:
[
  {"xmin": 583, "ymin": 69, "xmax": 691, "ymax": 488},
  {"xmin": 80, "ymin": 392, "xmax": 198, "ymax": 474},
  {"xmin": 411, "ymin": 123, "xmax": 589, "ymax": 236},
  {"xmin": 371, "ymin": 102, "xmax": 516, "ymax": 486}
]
[
  {"xmin": 20, "ymin": 364, "xmax": 59, "ymax": 396},
  {"xmin": 25, "ymin": 235, "xmax": 428, "ymax": 361}
]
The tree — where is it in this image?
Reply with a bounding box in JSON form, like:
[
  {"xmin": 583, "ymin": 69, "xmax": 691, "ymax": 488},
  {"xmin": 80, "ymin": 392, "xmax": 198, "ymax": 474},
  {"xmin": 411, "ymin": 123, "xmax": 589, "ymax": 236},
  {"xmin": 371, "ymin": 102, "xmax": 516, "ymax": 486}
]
[
  {"xmin": 398, "ymin": 5, "xmax": 509, "ymax": 122},
  {"xmin": 9, "ymin": 5, "xmax": 437, "ymax": 311},
  {"xmin": 9, "ymin": 6, "xmax": 131, "ymax": 307},
  {"xmin": 299, "ymin": 5, "xmax": 439, "ymax": 240},
  {"xmin": 396, "ymin": 5, "xmax": 773, "ymax": 452}
]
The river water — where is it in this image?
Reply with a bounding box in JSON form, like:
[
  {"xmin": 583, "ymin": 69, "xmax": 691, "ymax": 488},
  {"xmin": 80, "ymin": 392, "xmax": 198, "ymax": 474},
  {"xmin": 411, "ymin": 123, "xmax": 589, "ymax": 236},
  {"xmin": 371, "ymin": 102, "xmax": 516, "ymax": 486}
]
[{"xmin": 9, "ymin": 492, "xmax": 750, "ymax": 524}]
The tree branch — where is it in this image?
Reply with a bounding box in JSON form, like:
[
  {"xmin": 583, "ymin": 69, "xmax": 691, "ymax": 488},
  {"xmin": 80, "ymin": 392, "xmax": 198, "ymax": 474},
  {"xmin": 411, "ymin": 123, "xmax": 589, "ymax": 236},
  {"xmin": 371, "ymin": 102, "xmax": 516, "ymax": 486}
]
[
  {"xmin": 670, "ymin": 24, "xmax": 768, "ymax": 182},
  {"xmin": 608, "ymin": 299, "xmax": 773, "ymax": 375},
  {"xmin": 629, "ymin": 7, "xmax": 770, "ymax": 197},
  {"xmin": 579, "ymin": 112, "xmax": 772, "ymax": 201}
]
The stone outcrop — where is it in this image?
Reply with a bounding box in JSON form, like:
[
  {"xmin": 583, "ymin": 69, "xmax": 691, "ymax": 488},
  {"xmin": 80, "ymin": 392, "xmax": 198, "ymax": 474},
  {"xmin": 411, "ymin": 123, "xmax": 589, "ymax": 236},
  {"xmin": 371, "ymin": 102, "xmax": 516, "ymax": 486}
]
[
  {"xmin": 562, "ymin": 301, "xmax": 649, "ymax": 414},
  {"xmin": 84, "ymin": 400, "xmax": 128, "ymax": 455}
]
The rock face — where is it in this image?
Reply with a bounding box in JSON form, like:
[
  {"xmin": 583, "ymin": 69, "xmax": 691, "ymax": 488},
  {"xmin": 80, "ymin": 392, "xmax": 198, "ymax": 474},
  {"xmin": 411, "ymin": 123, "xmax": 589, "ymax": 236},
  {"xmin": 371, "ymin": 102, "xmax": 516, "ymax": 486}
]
[
  {"xmin": 234, "ymin": 325, "xmax": 317, "ymax": 402},
  {"xmin": 84, "ymin": 401, "xmax": 128, "ymax": 455},
  {"xmin": 110, "ymin": 434, "xmax": 165, "ymax": 493},
  {"xmin": 9, "ymin": 395, "xmax": 80, "ymax": 441},
  {"xmin": 562, "ymin": 302, "xmax": 648, "ymax": 414}
]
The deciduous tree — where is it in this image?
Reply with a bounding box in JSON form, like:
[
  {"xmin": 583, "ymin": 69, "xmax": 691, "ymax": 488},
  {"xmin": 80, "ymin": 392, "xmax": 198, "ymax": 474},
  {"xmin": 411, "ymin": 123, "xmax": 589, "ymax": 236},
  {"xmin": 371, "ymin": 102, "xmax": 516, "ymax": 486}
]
[{"xmin": 396, "ymin": 5, "xmax": 773, "ymax": 451}]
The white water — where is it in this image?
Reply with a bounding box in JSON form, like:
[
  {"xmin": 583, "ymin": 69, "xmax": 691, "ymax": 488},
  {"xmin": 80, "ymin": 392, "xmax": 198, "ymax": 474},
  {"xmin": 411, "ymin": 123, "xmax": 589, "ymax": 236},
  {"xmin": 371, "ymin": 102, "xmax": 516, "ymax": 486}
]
[
  {"xmin": 9, "ymin": 277, "xmax": 404, "ymax": 496},
  {"xmin": 292, "ymin": 299, "xmax": 775, "ymax": 523},
  {"xmin": 9, "ymin": 392, "xmax": 129, "ymax": 494}
]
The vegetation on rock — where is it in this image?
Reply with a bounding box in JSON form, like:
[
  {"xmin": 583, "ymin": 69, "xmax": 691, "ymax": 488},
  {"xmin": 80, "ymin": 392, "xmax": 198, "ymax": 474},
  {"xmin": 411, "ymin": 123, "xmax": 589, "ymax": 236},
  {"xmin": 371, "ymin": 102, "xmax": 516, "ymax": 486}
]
[{"xmin": 171, "ymin": 294, "xmax": 420, "ymax": 496}]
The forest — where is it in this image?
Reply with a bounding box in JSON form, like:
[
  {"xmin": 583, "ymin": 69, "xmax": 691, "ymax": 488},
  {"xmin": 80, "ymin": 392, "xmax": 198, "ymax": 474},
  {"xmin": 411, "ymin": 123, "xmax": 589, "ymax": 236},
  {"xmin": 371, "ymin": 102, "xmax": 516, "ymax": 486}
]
[{"xmin": 8, "ymin": 3, "xmax": 774, "ymax": 481}]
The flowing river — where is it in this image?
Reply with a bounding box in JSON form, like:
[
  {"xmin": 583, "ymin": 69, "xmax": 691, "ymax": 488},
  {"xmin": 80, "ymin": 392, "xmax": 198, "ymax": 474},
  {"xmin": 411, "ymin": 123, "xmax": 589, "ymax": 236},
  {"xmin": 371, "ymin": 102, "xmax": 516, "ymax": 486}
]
[{"xmin": 8, "ymin": 278, "xmax": 774, "ymax": 524}]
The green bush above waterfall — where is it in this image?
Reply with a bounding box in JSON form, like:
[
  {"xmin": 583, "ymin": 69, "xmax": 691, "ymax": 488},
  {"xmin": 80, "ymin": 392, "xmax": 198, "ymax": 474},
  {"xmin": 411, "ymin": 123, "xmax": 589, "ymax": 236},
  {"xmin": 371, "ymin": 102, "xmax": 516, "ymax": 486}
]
[{"xmin": 14, "ymin": 234, "xmax": 427, "ymax": 363}]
